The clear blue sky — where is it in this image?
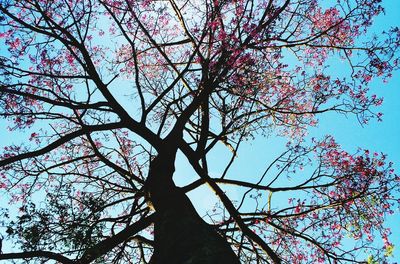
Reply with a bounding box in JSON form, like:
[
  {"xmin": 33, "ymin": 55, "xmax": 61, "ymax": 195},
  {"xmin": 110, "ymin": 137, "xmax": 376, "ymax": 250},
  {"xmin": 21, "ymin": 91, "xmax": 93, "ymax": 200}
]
[
  {"xmin": 309, "ymin": 1, "xmax": 400, "ymax": 260},
  {"xmin": 181, "ymin": 0, "xmax": 400, "ymax": 261}
]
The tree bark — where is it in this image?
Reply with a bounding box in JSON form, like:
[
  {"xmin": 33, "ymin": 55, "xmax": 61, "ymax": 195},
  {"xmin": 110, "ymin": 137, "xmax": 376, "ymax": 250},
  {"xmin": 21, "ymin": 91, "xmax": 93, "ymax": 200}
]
[{"xmin": 145, "ymin": 147, "xmax": 240, "ymax": 264}]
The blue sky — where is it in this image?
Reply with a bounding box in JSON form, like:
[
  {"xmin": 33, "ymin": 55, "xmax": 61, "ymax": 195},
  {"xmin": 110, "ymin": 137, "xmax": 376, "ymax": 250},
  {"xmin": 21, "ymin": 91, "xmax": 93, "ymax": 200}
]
[
  {"xmin": 181, "ymin": 0, "xmax": 400, "ymax": 261},
  {"xmin": 310, "ymin": 1, "xmax": 400, "ymax": 259}
]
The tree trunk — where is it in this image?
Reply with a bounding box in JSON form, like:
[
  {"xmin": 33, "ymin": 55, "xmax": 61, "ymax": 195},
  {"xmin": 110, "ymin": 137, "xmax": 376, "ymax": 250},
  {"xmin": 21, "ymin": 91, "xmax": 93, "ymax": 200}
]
[{"xmin": 145, "ymin": 148, "xmax": 240, "ymax": 264}]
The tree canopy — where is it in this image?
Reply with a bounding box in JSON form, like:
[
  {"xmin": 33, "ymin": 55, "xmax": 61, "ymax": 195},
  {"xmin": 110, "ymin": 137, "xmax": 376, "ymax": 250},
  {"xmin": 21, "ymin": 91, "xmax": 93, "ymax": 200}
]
[{"xmin": 0, "ymin": 0, "xmax": 399, "ymax": 263}]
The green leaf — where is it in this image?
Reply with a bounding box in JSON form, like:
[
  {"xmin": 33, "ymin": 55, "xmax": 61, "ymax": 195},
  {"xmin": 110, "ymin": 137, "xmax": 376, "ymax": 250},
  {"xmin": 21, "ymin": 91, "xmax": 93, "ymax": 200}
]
[
  {"xmin": 366, "ymin": 255, "xmax": 378, "ymax": 264},
  {"xmin": 384, "ymin": 244, "xmax": 394, "ymax": 257}
]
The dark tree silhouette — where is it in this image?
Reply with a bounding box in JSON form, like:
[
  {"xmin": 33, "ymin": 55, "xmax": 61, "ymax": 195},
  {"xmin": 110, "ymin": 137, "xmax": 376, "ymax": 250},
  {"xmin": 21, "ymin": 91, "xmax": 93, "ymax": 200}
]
[{"xmin": 0, "ymin": 0, "xmax": 399, "ymax": 263}]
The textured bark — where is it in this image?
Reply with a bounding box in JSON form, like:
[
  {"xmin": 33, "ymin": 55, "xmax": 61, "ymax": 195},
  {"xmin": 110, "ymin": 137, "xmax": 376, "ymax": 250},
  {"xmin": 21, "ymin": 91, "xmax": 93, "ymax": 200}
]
[{"xmin": 146, "ymin": 148, "xmax": 240, "ymax": 264}]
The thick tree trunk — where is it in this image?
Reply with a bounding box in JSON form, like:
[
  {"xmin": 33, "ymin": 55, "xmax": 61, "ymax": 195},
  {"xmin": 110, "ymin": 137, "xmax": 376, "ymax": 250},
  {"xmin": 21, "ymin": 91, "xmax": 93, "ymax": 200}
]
[{"xmin": 145, "ymin": 148, "xmax": 240, "ymax": 264}]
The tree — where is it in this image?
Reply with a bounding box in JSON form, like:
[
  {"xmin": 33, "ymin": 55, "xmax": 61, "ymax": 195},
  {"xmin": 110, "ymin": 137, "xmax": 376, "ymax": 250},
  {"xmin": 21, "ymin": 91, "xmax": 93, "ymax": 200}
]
[{"xmin": 0, "ymin": 0, "xmax": 399, "ymax": 263}]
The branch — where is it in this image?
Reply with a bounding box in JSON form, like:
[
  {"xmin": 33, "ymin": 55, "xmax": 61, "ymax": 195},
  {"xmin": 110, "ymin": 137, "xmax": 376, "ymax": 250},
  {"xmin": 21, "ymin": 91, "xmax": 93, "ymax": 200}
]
[
  {"xmin": 179, "ymin": 141, "xmax": 282, "ymax": 263},
  {"xmin": 0, "ymin": 250, "xmax": 75, "ymax": 264},
  {"xmin": 182, "ymin": 177, "xmax": 337, "ymax": 193},
  {"xmin": 0, "ymin": 122, "xmax": 123, "ymax": 168},
  {"xmin": 0, "ymin": 85, "xmax": 111, "ymax": 111},
  {"xmin": 77, "ymin": 214, "xmax": 155, "ymax": 264}
]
